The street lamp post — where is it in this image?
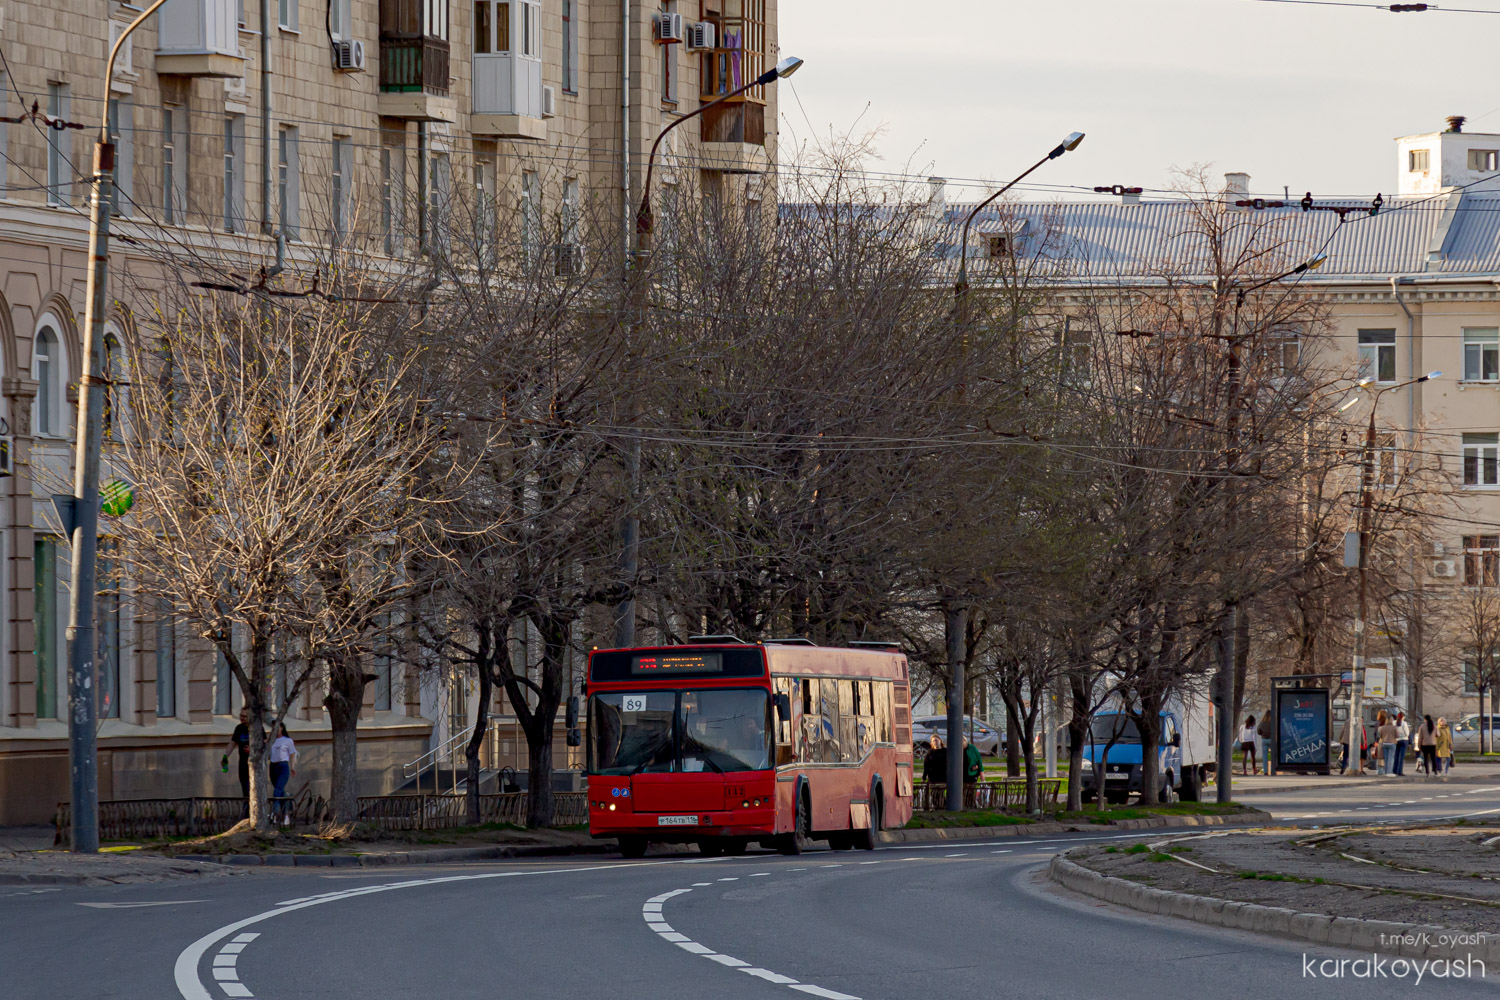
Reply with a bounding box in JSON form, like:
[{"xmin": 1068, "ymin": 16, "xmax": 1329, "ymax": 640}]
[
  {"xmin": 611, "ymin": 56, "xmax": 804, "ymax": 648},
  {"xmin": 943, "ymin": 132, "xmax": 1083, "ymax": 809},
  {"xmin": 64, "ymin": 0, "xmax": 170, "ymax": 854},
  {"xmin": 1347, "ymin": 370, "xmax": 1442, "ymax": 775},
  {"xmin": 1212, "ymin": 252, "xmax": 1327, "ymax": 803}
]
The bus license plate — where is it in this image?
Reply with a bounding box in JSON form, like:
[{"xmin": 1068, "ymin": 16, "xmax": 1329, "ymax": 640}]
[{"xmin": 657, "ymin": 815, "xmax": 699, "ymax": 826}]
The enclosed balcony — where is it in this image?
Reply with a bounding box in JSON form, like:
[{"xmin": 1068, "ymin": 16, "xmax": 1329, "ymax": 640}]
[
  {"xmin": 154, "ymin": 0, "xmax": 244, "ymax": 78},
  {"xmin": 379, "ymin": 0, "xmax": 456, "ymax": 121},
  {"xmin": 470, "ymin": 0, "xmax": 546, "ymax": 140},
  {"xmin": 695, "ymin": 2, "xmax": 768, "ymax": 173}
]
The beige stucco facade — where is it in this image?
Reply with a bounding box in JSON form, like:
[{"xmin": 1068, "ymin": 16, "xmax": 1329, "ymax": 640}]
[{"xmin": 0, "ymin": 0, "xmax": 781, "ymax": 824}]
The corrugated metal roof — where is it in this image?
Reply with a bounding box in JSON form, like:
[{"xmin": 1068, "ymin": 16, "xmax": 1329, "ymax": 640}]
[{"xmin": 937, "ymin": 192, "xmax": 1500, "ymax": 280}]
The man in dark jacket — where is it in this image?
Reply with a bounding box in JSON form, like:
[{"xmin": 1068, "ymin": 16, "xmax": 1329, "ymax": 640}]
[{"xmin": 922, "ymin": 735, "xmax": 948, "ymax": 785}]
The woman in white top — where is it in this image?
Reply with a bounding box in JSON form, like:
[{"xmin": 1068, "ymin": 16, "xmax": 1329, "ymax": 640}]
[
  {"xmin": 269, "ymin": 724, "xmax": 298, "ymax": 823},
  {"xmin": 1239, "ymin": 716, "xmax": 1258, "ymax": 776}
]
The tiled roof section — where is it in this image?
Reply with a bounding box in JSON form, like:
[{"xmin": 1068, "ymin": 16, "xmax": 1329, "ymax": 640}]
[{"xmin": 939, "ymin": 192, "xmax": 1500, "ymax": 280}]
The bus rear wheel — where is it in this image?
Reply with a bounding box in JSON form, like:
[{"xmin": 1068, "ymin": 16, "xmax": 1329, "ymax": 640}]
[
  {"xmin": 777, "ymin": 793, "xmax": 812, "ymax": 855},
  {"xmin": 855, "ymin": 795, "xmax": 881, "ymax": 851},
  {"xmin": 618, "ymin": 836, "xmax": 647, "ymax": 859}
]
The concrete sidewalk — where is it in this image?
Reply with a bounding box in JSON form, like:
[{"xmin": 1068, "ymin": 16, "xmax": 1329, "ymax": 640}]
[{"xmin": 1214, "ymin": 763, "xmax": 1500, "ymax": 796}]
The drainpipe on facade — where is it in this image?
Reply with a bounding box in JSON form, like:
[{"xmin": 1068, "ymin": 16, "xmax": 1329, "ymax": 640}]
[
  {"xmin": 621, "ymin": 0, "xmax": 631, "ymax": 265},
  {"xmin": 260, "ymin": 0, "xmax": 272, "ymax": 234}
]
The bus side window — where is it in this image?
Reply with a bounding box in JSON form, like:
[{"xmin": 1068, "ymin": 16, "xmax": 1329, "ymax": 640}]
[
  {"xmin": 874, "ymin": 681, "xmax": 892, "ymax": 744},
  {"xmin": 773, "ymin": 677, "xmax": 795, "ymax": 765},
  {"xmin": 837, "ymin": 680, "xmax": 856, "ymax": 762}
]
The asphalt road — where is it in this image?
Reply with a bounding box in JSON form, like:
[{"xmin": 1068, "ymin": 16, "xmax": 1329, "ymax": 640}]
[{"xmin": 6, "ymin": 785, "xmax": 1500, "ymax": 1000}]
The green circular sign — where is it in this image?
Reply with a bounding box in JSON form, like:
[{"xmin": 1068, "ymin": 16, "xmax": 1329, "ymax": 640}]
[{"xmin": 100, "ymin": 479, "xmax": 134, "ymax": 518}]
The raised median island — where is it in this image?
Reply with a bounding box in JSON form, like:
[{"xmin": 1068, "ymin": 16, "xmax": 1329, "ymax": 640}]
[{"xmin": 1051, "ymin": 824, "xmax": 1500, "ymax": 963}]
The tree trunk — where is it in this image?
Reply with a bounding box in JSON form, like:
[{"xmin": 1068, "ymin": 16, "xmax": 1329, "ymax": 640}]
[
  {"xmin": 246, "ymin": 711, "xmax": 270, "ymax": 833},
  {"xmin": 1232, "ymin": 608, "xmax": 1251, "ymax": 725},
  {"xmin": 1066, "ymin": 674, "xmax": 1089, "ymax": 812},
  {"xmin": 525, "ymin": 732, "xmax": 554, "ymax": 827},
  {"xmin": 466, "ymin": 647, "xmax": 493, "ymax": 826},
  {"xmin": 1004, "ymin": 696, "xmax": 1021, "ymax": 778},
  {"xmin": 1137, "ymin": 692, "xmax": 1165, "ymax": 806},
  {"xmin": 1020, "ymin": 705, "xmax": 1040, "ymax": 813},
  {"xmin": 324, "ymin": 656, "xmax": 367, "ymax": 825}
]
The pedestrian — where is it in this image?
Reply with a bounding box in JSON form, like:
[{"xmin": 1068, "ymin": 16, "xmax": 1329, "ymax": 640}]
[
  {"xmin": 1339, "ymin": 714, "xmax": 1364, "ymax": 773},
  {"xmin": 1256, "ymin": 711, "xmax": 1274, "ymax": 775},
  {"xmin": 1239, "ymin": 716, "xmax": 1258, "ymax": 776},
  {"xmin": 962, "ymin": 736, "xmax": 983, "ymax": 785},
  {"xmin": 922, "ymin": 734, "xmax": 948, "ymax": 785},
  {"xmin": 1436, "ymin": 717, "xmax": 1453, "ymax": 775},
  {"xmin": 223, "ymin": 708, "xmax": 251, "ymax": 818},
  {"xmin": 1417, "ymin": 714, "xmax": 1438, "ymax": 776},
  {"xmin": 269, "ymin": 723, "xmax": 298, "ymax": 825},
  {"xmin": 1376, "ymin": 710, "xmax": 1399, "ymax": 775},
  {"xmin": 1393, "ymin": 711, "xmax": 1410, "ymax": 776}
]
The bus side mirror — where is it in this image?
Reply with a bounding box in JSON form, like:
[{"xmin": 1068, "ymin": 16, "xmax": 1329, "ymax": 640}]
[
  {"xmin": 567, "ymin": 728, "xmax": 582, "ymax": 747},
  {"xmin": 774, "ymin": 693, "xmax": 791, "ymax": 722},
  {"xmin": 566, "ymin": 695, "xmax": 580, "ymax": 728}
]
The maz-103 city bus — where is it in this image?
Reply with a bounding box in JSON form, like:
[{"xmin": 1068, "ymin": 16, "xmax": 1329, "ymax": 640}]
[{"xmin": 585, "ymin": 638, "xmax": 915, "ymax": 857}]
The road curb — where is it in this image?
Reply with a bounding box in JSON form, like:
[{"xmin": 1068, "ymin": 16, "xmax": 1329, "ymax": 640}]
[
  {"xmin": 170, "ymin": 841, "xmax": 613, "ymax": 868},
  {"xmin": 884, "ymin": 809, "xmax": 1272, "ymax": 843},
  {"xmin": 1047, "ymin": 854, "xmax": 1500, "ymax": 965}
]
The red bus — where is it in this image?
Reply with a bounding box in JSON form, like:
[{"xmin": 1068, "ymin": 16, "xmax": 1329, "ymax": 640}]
[{"xmin": 585, "ymin": 638, "xmax": 915, "ymax": 857}]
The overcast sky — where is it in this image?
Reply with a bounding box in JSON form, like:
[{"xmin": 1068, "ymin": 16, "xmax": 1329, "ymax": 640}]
[{"xmin": 779, "ymin": 0, "xmax": 1500, "ymax": 203}]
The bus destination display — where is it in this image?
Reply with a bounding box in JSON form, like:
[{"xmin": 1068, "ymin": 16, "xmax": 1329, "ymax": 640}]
[{"xmin": 630, "ymin": 652, "xmax": 724, "ymax": 676}]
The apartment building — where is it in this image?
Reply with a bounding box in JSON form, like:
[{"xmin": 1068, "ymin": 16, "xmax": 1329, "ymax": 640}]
[
  {"xmin": 941, "ymin": 117, "xmax": 1500, "ymax": 731},
  {"xmin": 0, "ymin": 0, "xmax": 783, "ymax": 823}
]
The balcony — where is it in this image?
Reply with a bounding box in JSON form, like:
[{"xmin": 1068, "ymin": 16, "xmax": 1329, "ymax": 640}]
[
  {"xmin": 154, "ymin": 0, "xmax": 244, "ymax": 78},
  {"xmin": 699, "ymin": 102, "xmax": 767, "ymax": 174},
  {"xmin": 471, "ymin": 53, "xmax": 545, "ymax": 140},
  {"xmin": 378, "ymin": 0, "xmax": 455, "ymax": 121}
]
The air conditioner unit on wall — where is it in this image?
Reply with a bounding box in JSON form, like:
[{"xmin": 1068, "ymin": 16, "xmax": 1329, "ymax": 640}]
[
  {"xmin": 687, "ymin": 21, "xmax": 715, "ymax": 50},
  {"xmin": 654, "ymin": 12, "xmax": 684, "ymax": 43},
  {"xmin": 1433, "ymin": 559, "xmax": 1459, "ymax": 578},
  {"xmin": 334, "ymin": 39, "xmax": 366, "ymax": 71},
  {"xmin": 541, "ymin": 84, "xmax": 556, "ymax": 118}
]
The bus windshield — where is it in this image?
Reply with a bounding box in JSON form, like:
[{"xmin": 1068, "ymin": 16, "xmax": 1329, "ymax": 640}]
[{"xmin": 588, "ymin": 688, "xmax": 771, "ymax": 775}]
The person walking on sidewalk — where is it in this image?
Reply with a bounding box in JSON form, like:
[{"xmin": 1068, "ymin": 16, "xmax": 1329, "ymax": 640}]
[
  {"xmin": 1376, "ymin": 711, "xmax": 1398, "ymax": 775},
  {"xmin": 1417, "ymin": 714, "xmax": 1438, "ymax": 776},
  {"xmin": 269, "ymin": 724, "xmax": 298, "ymax": 825},
  {"xmin": 224, "ymin": 709, "xmax": 252, "ymax": 818},
  {"xmin": 1257, "ymin": 712, "xmax": 1274, "ymax": 775},
  {"xmin": 1436, "ymin": 718, "xmax": 1453, "ymax": 775},
  {"xmin": 1240, "ymin": 716, "xmax": 1258, "ymax": 776},
  {"xmin": 1394, "ymin": 712, "xmax": 1410, "ymax": 776},
  {"xmin": 1340, "ymin": 714, "xmax": 1367, "ymax": 773}
]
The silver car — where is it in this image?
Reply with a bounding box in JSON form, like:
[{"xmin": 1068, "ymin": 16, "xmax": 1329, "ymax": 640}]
[
  {"xmin": 911, "ymin": 715, "xmax": 1001, "ymax": 757},
  {"xmin": 1450, "ymin": 714, "xmax": 1500, "ymax": 753}
]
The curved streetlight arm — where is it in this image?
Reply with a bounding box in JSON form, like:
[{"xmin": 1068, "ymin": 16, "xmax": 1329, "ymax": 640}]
[
  {"xmin": 1234, "ymin": 253, "xmax": 1330, "ymax": 308},
  {"xmin": 99, "ymin": 0, "xmax": 171, "ymax": 137},
  {"xmin": 637, "ymin": 62, "xmax": 789, "ymax": 242},
  {"xmin": 955, "ymin": 133, "xmax": 1082, "ymax": 289}
]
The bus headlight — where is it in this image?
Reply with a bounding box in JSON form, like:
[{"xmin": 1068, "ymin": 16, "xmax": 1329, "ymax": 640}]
[
  {"xmin": 1080, "ymin": 758, "xmax": 1093, "ymax": 770},
  {"xmin": 608, "ymin": 803, "xmax": 616, "ymax": 811}
]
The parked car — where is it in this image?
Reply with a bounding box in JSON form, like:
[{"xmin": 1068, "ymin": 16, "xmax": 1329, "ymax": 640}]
[
  {"xmin": 912, "ymin": 715, "xmax": 1001, "ymax": 757},
  {"xmin": 1450, "ymin": 714, "xmax": 1500, "ymax": 753}
]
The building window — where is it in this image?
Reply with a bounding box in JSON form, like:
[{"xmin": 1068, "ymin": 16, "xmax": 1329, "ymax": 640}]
[
  {"xmin": 278, "ymin": 126, "xmax": 300, "ymax": 240},
  {"xmin": 1464, "ymin": 432, "xmax": 1500, "ymax": 488},
  {"xmin": 473, "ymin": 0, "xmax": 509, "ymax": 51},
  {"xmin": 278, "ymin": 0, "xmax": 298, "ymax": 30},
  {"xmin": 214, "ymin": 647, "xmax": 234, "ymax": 715},
  {"xmin": 155, "ymin": 602, "xmax": 177, "ymax": 718},
  {"xmin": 562, "ymin": 0, "xmax": 578, "ymax": 93},
  {"xmin": 1358, "ymin": 329, "xmax": 1396, "ymax": 384},
  {"xmin": 0, "ymin": 73, "xmax": 8, "ymax": 197},
  {"xmin": 1470, "ymin": 149, "xmax": 1499, "ymax": 172},
  {"xmin": 46, "ymin": 83, "xmax": 69, "ymax": 205},
  {"xmin": 1057, "ymin": 320, "xmax": 1091, "ymax": 380},
  {"xmin": 381, "ymin": 136, "xmax": 406, "ymax": 256},
  {"xmin": 426, "ymin": 0, "xmax": 449, "ymax": 39},
  {"xmin": 1465, "ymin": 535, "xmax": 1500, "ymax": 587},
  {"xmin": 427, "ymin": 151, "xmax": 451, "ymax": 252},
  {"xmin": 521, "ymin": 169, "xmax": 540, "ymax": 264},
  {"xmin": 1266, "ymin": 331, "xmax": 1299, "ymax": 376},
  {"xmin": 660, "ymin": 1, "xmax": 676, "ymax": 103},
  {"xmin": 33, "ymin": 537, "xmax": 58, "ymax": 720},
  {"xmin": 475, "ymin": 151, "xmax": 497, "ymax": 265},
  {"xmin": 162, "ymin": 104, "xmax": 188, "ymax": 225},
  {"xmin": 1464, "ymin": 327, "xmax": 1499, "ymax": 383},
  {"xmin": 330, "ymin": 0, "xmax": 351, "ymax": 38},
  {"xmin": 521, "ymin": 0, "xmax": 538, "ymax": 55},
  {"xmin": 1410, "ymin": 148, "xmax": 1430, "ymax": 173},
  {"xmin": 223, "ymin": 114, "xmax": 245, "ymax": 233},
  {"xmin": 102, "ymin": 331, "xmax": 124, "ymax": 441},
  {"xmin": 33, "ymin": 323, "xmax": 62, "ymax": 437},
  {"xmin": 97, "ymin": 553, "xmax": 122, "ymax": 720},
  {"xmin": 107, "ymin": 97, "xmax": 133, "ymax": 216},
  {"xmin": 1376, "ymin": 431, "xmax": 1398, "ymax": 487},
  {"xmin": 331, "ymin": 136, "xmax": 352, "ymax": 243}
]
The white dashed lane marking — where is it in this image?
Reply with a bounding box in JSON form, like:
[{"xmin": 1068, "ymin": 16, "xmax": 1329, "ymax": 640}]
[
  {"xmin": 642, "ymin": 882, "xmax": 860, "ymax": 998},
  {"xmin": 208, "ymin": 933, "xmax": 259, "ymax": 998}
]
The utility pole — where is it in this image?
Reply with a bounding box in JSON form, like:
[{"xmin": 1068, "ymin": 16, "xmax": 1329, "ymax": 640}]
[
  {"xmin": 1214, "ymin": 284, "xmax": 1241, "ymax": 805},
  {"xmin": 944, "ymin": 601, "xmax": 966, "ymax": 811},
  {"xmin": 66, "ymin": 0, "xmax": 169, "ymax": 853}
]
